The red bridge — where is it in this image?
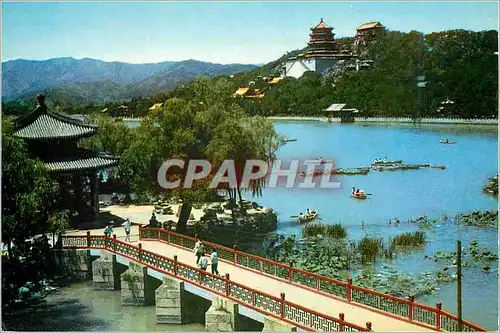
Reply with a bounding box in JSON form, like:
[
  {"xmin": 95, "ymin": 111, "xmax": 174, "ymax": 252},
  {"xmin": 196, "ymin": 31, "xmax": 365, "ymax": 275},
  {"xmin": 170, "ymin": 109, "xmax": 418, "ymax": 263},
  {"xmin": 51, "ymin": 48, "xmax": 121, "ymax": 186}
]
[{"xmin": 61, "ymin": 226, "xmax": 485, "ymax": 332}]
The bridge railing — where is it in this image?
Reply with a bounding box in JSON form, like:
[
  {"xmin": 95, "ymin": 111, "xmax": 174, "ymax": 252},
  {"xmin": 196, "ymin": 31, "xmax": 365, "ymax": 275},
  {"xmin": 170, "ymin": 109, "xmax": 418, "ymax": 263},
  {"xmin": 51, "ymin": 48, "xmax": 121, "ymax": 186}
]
[
  {"xmin": 61, "ymin": 234, "xmax": 371, "ymax": 332},
  {"xmin": 138, "ymin": 226, "xmax": 486, "ymax": 332}
]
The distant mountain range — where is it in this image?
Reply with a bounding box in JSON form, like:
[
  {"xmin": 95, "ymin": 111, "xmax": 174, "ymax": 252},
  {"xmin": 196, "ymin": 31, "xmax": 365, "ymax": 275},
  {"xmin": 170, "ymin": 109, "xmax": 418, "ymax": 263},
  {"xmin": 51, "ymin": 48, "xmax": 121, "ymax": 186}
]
[{"xmin": 2, "ymin": 57, "xmax": 258, "ymax": 103}]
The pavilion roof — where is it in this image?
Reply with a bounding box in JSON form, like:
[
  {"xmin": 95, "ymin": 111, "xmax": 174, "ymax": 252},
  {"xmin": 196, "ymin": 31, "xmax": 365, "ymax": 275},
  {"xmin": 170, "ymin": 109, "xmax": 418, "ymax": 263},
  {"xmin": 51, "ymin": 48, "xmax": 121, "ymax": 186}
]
[
  {"xmin": 311, "ymin": 18, "xmax": 332, "ymax": 30},
  {"xmin": 44, "ymin": 150, "xmax": 119, "ymax": 172},
  {"xmin": 357, "ymin": 21, "xmax": 385, "ymax": 30},
  {"xmin": 324, "ymin": 103, "xmax": 347, "ymax": 111},
  {"xmin": 14, "ymin": 96, "xmax": 97, "ymax": 140}
]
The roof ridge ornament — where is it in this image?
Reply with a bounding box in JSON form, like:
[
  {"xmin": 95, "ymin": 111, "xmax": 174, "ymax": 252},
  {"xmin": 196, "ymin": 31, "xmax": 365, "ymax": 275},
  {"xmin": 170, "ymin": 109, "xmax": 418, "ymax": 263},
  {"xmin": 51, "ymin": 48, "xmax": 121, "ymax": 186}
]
[
  {"xmin": 36, "ymin": 93, "xmax": 46, "ymax": 107},
  {"xmin": 36, "ymin": 93, "xmax": 48, "ymax": 113}
]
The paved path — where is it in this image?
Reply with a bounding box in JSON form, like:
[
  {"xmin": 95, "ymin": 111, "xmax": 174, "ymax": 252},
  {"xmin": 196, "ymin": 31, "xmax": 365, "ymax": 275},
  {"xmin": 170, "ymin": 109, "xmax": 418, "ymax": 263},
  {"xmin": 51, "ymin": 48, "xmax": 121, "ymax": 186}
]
[{"xmin": 67, "ymin": 227, "xmax": 432, "ymax": 331}]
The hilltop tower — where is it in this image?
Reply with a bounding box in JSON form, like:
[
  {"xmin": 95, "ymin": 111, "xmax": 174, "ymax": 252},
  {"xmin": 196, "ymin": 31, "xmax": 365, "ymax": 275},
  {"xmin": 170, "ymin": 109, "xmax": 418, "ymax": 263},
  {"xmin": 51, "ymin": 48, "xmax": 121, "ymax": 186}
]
[{"xmin": 283, "ymin": 18, "xmax": 354, "ymax": 78}]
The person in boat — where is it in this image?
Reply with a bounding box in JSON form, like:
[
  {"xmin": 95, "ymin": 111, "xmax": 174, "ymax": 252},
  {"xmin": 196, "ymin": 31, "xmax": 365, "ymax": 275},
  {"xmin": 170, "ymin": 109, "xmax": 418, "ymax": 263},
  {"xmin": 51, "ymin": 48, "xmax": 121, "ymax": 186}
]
[
  {"xmin": 384, "ymin": 157, "xmax": 388, "ymax": 162},
  {"xmin": 306, "ymin": 208, "xmax": 311, "ymax": 217},
  {"xmin": 352, "ymin": 187, "xmax": 356, "ymax": 195},
  {"xmin": 355, "ymin": 189, "xmax": 360, "ymax": 195}
]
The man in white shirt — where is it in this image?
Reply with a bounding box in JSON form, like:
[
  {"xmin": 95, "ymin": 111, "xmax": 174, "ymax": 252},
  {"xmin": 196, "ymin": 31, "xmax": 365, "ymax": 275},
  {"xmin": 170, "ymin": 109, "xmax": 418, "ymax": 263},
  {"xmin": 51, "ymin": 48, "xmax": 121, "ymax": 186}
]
[
  {"xmin": 210, "ymin": 249, "xmax": 219, "ymax": 275},
  {"xmin": 122, "ymin": 218, "xmax": 131, "ymax": 242},
  {"xmin": 193, "ymin": 240, "xmax": 204, "ymax": 264}
]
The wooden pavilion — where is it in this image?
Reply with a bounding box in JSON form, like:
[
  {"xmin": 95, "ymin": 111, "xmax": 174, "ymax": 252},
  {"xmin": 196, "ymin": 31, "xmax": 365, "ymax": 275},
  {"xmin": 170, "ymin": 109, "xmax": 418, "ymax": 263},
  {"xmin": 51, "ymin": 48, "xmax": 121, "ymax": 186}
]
[{"xmin": 13, "ymin": 94, "xmax": 119, "ymax": 223}]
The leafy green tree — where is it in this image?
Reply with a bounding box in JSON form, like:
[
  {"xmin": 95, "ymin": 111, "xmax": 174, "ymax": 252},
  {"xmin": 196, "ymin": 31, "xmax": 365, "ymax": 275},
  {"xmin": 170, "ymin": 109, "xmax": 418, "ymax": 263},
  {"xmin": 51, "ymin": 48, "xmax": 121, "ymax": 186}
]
[{"xmin": 1, "ymin": 118, "xmax": 56, "ymax": 259}]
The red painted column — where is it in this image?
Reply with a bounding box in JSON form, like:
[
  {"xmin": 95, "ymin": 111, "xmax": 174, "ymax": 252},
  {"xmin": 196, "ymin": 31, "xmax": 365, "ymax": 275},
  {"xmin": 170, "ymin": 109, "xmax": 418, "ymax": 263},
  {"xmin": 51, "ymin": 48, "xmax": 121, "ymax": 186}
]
[{"xmin": 408, "ymin": 296, "xmax": 414, "ymax": 321}]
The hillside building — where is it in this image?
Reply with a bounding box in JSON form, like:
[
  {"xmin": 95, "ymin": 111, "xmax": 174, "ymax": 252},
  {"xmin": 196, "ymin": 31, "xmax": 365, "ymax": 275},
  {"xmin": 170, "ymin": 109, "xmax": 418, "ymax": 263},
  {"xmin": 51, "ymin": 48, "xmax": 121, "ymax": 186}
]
[
  {"xmin": 353, "ymin": 21, "xmax": 385, "ymax": 50},
  {"xmin": 234, "ymin": 86, "xmax": 265, "ymax": 99},
  {"xmin": 283, "ymin": 18, "xmax": 354, "ymax": 79}
]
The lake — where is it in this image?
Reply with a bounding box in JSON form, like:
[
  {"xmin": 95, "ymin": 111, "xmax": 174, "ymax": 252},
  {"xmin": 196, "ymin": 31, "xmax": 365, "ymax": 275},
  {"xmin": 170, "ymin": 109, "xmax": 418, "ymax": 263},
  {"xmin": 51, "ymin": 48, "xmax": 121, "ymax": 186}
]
[
  {"xmin": 255, "ymin": 121, "xmax": 498, "ymax": 330},
  {"xmin": 2, "ymin": 281, "xmax": 204, "ymax": 331},
  {"xmin": 123, "ymin": 119, "xmax": 499, "ymax": 330}
]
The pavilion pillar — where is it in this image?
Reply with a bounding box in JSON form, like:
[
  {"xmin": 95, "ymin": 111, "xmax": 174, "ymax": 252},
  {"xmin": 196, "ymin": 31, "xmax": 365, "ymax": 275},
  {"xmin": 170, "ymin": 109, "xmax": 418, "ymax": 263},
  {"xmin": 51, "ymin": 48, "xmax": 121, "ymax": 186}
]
[
  {"xmin": 73, "ymin": 174, "xmax": 84, "ymax": 216},
  {"xmin": 91, "ymin": 170, "xmax": 100, "ymax": 218}
]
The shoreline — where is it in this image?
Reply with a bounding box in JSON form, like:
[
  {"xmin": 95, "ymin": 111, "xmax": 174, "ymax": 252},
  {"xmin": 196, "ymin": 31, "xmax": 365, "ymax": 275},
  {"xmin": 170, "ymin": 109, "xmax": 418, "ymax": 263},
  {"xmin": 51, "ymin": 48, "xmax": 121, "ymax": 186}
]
[
  {"xmin": 267, "ymin": 116, "xmax": 499, "ymax": 125},
  {"xmin": 121, "ymin": 116, "xmax": 498, "ymax": 126}
]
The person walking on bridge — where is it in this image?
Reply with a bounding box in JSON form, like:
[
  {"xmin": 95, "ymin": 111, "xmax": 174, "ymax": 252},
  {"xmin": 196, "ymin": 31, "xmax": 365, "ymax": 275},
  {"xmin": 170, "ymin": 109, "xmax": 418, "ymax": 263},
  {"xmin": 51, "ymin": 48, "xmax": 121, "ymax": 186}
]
[
  {"xmin": 194, "ymin": 239, "xmax": 204, "ymax": 264},
  {"xmin": 198, "ymin": 252, "xmax": 208, "ymax": 271},
  {"xmin": 122, "ymin": 218, "xmax": 132, "ymax": 242},
  {"xmin": 210, "ymin": 249, "xmax": 219, "ymax": 275}
]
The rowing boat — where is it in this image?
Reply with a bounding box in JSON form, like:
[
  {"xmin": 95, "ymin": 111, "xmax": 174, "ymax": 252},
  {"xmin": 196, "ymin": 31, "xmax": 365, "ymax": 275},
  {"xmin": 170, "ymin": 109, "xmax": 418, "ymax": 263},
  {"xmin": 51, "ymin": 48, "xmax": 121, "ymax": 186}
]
[
  {"xmin": 440, "ymin": 140, "xmax": 457, "ymax": 144},
  {"xmin": 351, "ymin": 193, "xmax": 367, "ymax": 200},
  {"xmin": 298, "ymin": 212, "xmax": 319, "ymax": 223}
]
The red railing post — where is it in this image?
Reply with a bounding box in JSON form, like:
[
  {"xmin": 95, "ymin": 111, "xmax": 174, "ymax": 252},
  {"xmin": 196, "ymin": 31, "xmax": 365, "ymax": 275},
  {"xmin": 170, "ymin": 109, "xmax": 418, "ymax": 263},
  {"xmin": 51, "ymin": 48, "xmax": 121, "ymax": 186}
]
[
  {"xmin": 347, "ymin": 277, "xmax": 353, "ymax": 302},
  {"xmin": 225, "ymin": 273, "xmax": 230, "ymax": 296},
  {"xmin": 288, "ymin": 261, "xmax": 294, "ymax": 283},
  {"xmin": 436, "ymin": 302, "xmax": 442, "ymax": 330},
  {"xmin": 167, "ymin": 229, "xmax": 171, "ymax": 244},
  {"xmin": 366, "ymin": 322, "xmax": 372, "ymax": 331},
  {"xmin": 86, "ymin": 231, "xmax": 91, "ymax": 248},
  {"xmin": 233, "ymin": 245, "xmax": 237, "ymax": 264},
  {"xmin": 138, "ymin": 243, "xmax": 142, "ymax": 260},
  {"xmin": 280, "ymin": 292, "xmax": 286, "ymax": 318},
  {"xmin": 339, "ymin": 313, "xmax": 345, "ymax": 332},
  {"xmin": 138, "ymin": 225, "xmax": 142, "ymax": 240},
  {"xmin": 113, "ymin": 234, "xmax": 117, "ymax": 252},
  {"xmin": 157, "ymin": 228, "xmax": 160, "ymax": 239},
  {"xmin": 408, "ymin": 296, "xmax": 414, "ymax": 321},
  {"xmin": 259, "ymin": 260, "xmax": 263, "ymax": 273},
  {"xmin": 174, "ymin": 255, "xmax": 178, "ymax": 275}
]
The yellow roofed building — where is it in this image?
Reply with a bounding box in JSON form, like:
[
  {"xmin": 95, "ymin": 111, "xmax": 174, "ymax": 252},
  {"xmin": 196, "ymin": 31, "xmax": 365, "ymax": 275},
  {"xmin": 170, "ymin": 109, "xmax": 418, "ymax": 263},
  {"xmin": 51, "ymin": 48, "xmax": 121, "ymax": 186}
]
[
  {"xmin": 353, "ymin": 21, "xmax": 385, "ymax": 49},
  {"xmin": 149, "ymin": 103, "xmax": 163, "ymax": 111},
  {"xmin": 234, "ymin": 86, "xmax": 265, "ymax": 99},
  {"xmin": 283, "ymin": 18, "xmax": 354, "ymax": 79}
]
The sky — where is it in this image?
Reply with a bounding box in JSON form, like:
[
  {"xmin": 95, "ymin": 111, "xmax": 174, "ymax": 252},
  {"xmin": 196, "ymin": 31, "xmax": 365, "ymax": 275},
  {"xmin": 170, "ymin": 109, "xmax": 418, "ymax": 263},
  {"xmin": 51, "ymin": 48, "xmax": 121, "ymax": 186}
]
[{"xmin": 2, "ymin": 1, "xmax": 499, "ymax": 64}]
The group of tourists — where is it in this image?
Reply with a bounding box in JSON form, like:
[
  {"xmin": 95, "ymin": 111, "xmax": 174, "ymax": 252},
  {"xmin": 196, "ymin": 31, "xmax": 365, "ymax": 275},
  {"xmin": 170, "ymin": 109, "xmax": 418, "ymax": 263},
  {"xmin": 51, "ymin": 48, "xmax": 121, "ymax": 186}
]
[
  {"xmin": 102, "ymin": 212, "xmax": 222, "ymax": 275},
  {"xmin": 193, "ymin": 239, "xmax": 220, "ymax": 275},
  {"xmin": 103, "ymin": 217, "xmax": 132, "ymax": 242}
]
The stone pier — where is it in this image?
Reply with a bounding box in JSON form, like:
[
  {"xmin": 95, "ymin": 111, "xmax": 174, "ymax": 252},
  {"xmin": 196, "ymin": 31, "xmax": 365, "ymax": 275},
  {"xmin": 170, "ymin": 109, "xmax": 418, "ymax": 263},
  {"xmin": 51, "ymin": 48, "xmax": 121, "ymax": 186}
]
[
  {"xmin": 204, "ymin": 297, "xmax": 262, "ymax": 332},
  {"xmin": 92, "ymin": 251, "xmax": 126, "ymax": 290},
  {"xmin": 205, "ymin": 297, "xmax": 240, "ymax": 332},
  {"xmin": 155, "ymin": 276, "xmax": 210, "ymax": 324},
  {"xmin": 262, "ymin": 316, "xmax": 298, "ymax": 332},
  {"xmin": 120, "ymin": 262, "xmax": 161, "ymax": 306},
  {"xmin": 54, "ymin": 249, "xmax": 92, "ymax": 281}
]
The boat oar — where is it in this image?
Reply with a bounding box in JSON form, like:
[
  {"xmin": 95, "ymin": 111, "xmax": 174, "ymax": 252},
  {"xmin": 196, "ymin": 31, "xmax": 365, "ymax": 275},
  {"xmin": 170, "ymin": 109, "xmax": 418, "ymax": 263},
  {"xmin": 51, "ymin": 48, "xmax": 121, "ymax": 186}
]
[
  {"xmin": 365, "ymin": 193, "xmax": 373, "ymax": 195},
  {"xmin": 290, "ymin": 215, "xmax": 299, "ymax": 218}
]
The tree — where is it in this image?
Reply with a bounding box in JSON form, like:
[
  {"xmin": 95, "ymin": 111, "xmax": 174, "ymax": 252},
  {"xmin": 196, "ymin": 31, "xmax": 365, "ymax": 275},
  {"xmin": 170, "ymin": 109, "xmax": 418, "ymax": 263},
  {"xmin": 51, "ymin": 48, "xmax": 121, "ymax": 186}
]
[{"xmin": 1, "ymin": 118, "xmax": 56, "ymax": 260}]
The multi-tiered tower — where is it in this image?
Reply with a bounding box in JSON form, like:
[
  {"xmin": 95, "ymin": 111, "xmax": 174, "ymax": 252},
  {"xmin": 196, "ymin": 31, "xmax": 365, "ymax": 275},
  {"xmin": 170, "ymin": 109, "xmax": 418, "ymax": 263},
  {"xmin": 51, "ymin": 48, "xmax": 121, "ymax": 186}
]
[{"xmin": 284, "ymin": 18, "xmax": 353, "ymax": 78}]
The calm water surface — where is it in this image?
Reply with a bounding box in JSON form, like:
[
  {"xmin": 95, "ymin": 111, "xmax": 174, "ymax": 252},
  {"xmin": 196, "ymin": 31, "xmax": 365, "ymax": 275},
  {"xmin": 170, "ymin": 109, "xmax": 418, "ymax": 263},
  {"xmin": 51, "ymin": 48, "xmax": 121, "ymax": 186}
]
[
  {"xmin": 3, "ymin": 280, "xmax": 204, "ymax": 331},
  {"xmin": 253, "ymin": 121, "xmax": 498, "ymax": 330},
  {"xmin": 123, "ymin": 120, "xmax": 498, "ymax": 330}
]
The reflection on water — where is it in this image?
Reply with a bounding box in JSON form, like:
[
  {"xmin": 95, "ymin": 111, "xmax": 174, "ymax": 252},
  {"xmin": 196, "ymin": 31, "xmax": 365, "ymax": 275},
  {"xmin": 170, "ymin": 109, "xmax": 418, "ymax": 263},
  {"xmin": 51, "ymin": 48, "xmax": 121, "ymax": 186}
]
[{"xmin": 2, "ymin": 281, "xmax": 205, "ymax": 331}]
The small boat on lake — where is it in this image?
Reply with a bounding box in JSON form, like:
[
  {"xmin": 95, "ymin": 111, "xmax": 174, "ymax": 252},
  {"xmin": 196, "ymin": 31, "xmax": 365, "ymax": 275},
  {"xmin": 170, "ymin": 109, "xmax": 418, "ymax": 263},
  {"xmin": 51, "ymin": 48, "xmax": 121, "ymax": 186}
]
[
  {"xmin": 351, "ymin": 193, "xmax": 367, "ymax": 200},
  {"xmin": 440, "ymin": 139, "xmax": 457, "ymax": 144},
  {"xmin": 298, "ymin": 210, "xmax": 319, "ymax": 223},
  {"xmin": 285, "ymin": 138, "xmax": 297, "ymax": 142}
]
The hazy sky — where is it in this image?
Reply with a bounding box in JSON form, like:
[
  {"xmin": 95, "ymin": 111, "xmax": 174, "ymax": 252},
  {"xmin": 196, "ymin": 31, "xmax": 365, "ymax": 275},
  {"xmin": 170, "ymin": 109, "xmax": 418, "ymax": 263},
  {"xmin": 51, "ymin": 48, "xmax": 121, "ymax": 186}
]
[{"xmin": 2, "ymin": 1, "xmax": 499, "ymax": 64}]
